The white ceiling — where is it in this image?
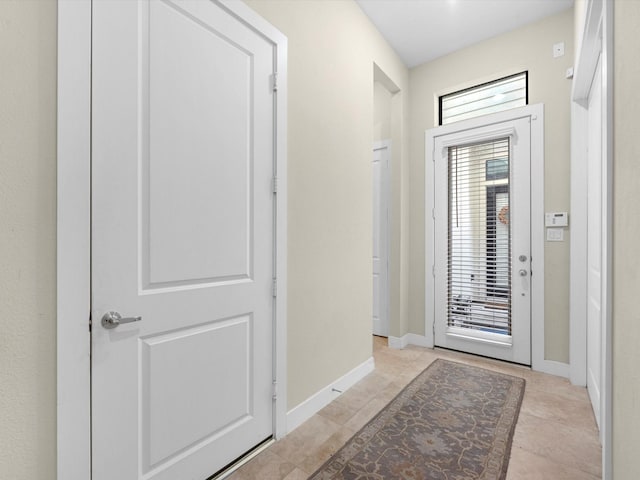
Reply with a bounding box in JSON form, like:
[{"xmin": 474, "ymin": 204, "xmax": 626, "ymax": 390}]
[{"xmin": 356, "ymin": 0, "xmax": 574, "ymax": 68}]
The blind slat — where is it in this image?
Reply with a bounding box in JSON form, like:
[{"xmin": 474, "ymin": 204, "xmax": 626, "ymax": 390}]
[
  {"xmin": 441, "ymin": 72, "xmax": 527, "ymax": 125},
  {"xmin": 447, "ymin": 138, "xmax": 512, "ymax": 335}
]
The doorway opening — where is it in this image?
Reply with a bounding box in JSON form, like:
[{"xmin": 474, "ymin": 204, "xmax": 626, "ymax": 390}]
[{"xmin": 372, "ymin": 64, "xmax": 401, "ymax": 340}]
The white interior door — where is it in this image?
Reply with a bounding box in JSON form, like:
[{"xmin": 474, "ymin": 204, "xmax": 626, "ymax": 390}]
[
  {"xmin": 433, "ymin": 115, "xmax": 531, "ymax": 365},
  {"xmin": 91, "ymin": 1, "xmax": 275, "ymax": 479},
  {"xmin": 586, "ymin": 54, "xmax": 603, "ymax": 429},
  {"xmin": 372, "ymin": 142, "xmax": 390, "ymax": 337}
]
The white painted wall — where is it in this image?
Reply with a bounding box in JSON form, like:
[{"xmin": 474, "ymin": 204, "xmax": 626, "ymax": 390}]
[
  {"xmin": 0, "ymin": 1, "xmax": 57, "ymax": 478},
  {"xmin": 613, "ymin": 2, "xmax": 640, "ymax": 477},
  {"xmin": 244, "ymin": 0, "xmax": 409, "ymax": 408},
  {"xmin": 409, "ymin": 9, "xmax": 574, "ymax": 363}
]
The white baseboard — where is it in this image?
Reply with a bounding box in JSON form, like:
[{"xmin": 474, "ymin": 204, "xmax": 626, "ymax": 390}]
[
  {"xmin": 390, "ymin": 333, "xmax": 570, "ymax": 380},
  {"xmin": 285, "ymin": 357, "xmax": 375, "ymax": 434},
  {"xmin": 388, "ymin": 333, "xmax": 432, "ymax": 349},
  {"xmin": 535, "ymin": 359, "xmax": 570, "ymax": 379},
  {"xmin": 389, "ymin": 333, "xmax": 569, "ymax": 380}
]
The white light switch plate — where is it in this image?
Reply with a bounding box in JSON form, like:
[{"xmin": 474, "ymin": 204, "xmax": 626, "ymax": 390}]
[{"xmin": 547, "ymin": 228, "xmax": 564, "ymax": 242}]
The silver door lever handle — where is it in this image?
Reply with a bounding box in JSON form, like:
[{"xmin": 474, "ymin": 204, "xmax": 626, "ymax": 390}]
[
  {"xmin": 101, "ymin": 311, "xmax": 142, "ymax": 329},
  {"xmin": 519, "ymin": 269, "xmax": 528, "ymax": 277}
]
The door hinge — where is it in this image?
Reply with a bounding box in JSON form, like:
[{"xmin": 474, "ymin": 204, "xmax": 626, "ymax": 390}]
[
  {"xmin": 272, "ymin": 380, "xmax": 278, "ymax": 401},
  {"xmin": 432, "ymin": 265, "xmax": 435, "ymax": 277},
  {"xmin": 272, "ymin": 176, "xmax": 278, "ymax": 194},
  {"xmin": 431, "ymin": 208, "xmax": 435, "ymax": 219},
  {"xmin": 271, "ymin": 72, "xmax": 278, "ymax": 92},
  {"xmin": 89, "ymin": 314, "xmax": 92, "ymax": 333},
  {"xmin": 272, "ymin": 278, "xmax": 277, "ymax": 297}
]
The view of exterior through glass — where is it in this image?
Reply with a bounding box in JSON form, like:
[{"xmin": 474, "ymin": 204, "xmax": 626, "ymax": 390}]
[{"xmin": 447, "ymin": 138, "xmax": 511, "ymax": 336}]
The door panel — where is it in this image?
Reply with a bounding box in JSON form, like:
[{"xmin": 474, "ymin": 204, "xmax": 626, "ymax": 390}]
[
  {"xmin": 92, "ymin": 1, "xmax": 275, "ymax": 479},
  {"xmin": 147, "ymin": 0, "xmax": 252, "ymax": 286},
  {"xmin": 433, "ymin": 116, "xmax": 531, "ymax": 365},
  {"xmin": 141, "ymin": 315, "xmax": 252, "ymax": 470}
]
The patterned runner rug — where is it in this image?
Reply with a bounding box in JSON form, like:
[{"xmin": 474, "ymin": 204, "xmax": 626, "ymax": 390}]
[{"xmin": 309, "ymin": 359, "xmax": 525, "ymax": 480}]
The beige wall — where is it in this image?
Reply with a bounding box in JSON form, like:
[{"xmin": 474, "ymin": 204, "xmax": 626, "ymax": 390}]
[
  {"xmin": 0, "ymin": 1, "xmax": 57, "ymax": 479},
  {"xmin": 409, "ymin": 9, "xmax": 574, "ymax": 363},
  {"xmin": 613, "ymin": 2, "xmax": 640, "ymax": 477},
  {"xmin": 11, "ymin": 0, "xmax": 634, "ymax": 477},
  {"xmin": 244, "ymin": 0, "xmax": 409, "ymax": 408},
  {"xmin": 0, "ymin": 1, "xmax": 407, "ymax": 474}
]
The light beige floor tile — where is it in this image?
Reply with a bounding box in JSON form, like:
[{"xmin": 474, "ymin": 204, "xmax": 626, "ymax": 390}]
[
  {"xmin": 353, "ymin": 370, "xmax": 393, "ymax": 394},
  {"xmin": 333, "ymin": 382, "xmax": 378, "ymax": 411},
  {"xmin": 343, "ymin": 396, "xmax": 390, "ymax": 432},
  {"xmin": 299, "ymin": 426, "xmax": 355, "ymax": 474},
  {"xmin": 512, "ymin": 411, "xmax": 602, "ymax": 478},
  {"xmin": 518, "ymin": 369, "xmax": 590, "ymax": 400},
  {"xmin": 317, "ymin": 398, "xmax": 359, "ymax": 425},
  {"xmin": 374, "ymin": 379, "xmax": 405, "ymax": 403},
  {"xmin": 506, "ymin": 446, "xmax": 601, "ymax": 480},
  {"xmin": 228, "ymin": 450, "xmax": 294, "ymax": 480},
  {"xmin": 281, "ymin": 468, "xmax": 309, "ymax": 480},
  {"xmin": 519, "ymin": 387, "xmax": 599, "ymax": 433},
  {"xmin": 227, "ymin": 337, "xmax": 601, "ymax": 480},
  {"xmin": 269, "ymin": 414, "xmax": 341, "ymax": 465}
]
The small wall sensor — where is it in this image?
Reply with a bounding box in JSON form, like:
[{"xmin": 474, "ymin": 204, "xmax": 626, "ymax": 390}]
[{"xmin": 553, "ymin": 42, "xmax": 565, "ymax": 58}]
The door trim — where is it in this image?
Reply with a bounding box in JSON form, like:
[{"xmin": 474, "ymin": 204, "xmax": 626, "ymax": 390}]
[
  {"xmin": 57, "ymin": 2, "xmax": 91, "ymax": 478},
  {"xmin": 432, "ymin": 118, "xmax": 531, "ymax": 365},
  {"xmin": 570, "ymin": 1, "xmax": 613, "ymax": 478},
  {"xmin": 56, "ymin": 2, "xmax": 288, "ymax": 479},
  {"xmin": 425, "ymin": 105, "xmax": 551, "ymax": 373}
]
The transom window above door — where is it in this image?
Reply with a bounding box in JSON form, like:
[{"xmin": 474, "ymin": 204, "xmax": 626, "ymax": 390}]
[{"xmin": 439, "ymin": 72, "xmax": 528, "ymax": 125}]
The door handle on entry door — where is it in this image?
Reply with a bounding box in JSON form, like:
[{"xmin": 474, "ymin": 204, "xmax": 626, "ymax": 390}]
[
  {"xmin": 519, "ymin": 269, "xmax": 528, "ymax": 277},
  {"xmin": 101, "ymin": 311, "xmax": 142, "ymax": 329}
]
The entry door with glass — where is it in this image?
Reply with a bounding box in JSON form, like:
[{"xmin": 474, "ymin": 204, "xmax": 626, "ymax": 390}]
[{"xmin": 433, "ymin": 116, "xmax": 531, "ymax": 365}]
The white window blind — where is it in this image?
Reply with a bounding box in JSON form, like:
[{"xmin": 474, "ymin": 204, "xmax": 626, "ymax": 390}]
[
  {"xmin": 440, "ymin": 72, "xmax": 527, "ymax": 125},
  {"xmin": 448, "ymin": 138, "xmax": 511, "ymax": 335}
]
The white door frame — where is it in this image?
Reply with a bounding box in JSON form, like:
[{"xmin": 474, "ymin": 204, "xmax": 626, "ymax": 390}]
[
  {"xmin": 56, "ymin": 2, "xmax": 288, "ymax": 479},
  {"xmin": 426, "ymin": 105, "xmax": 553, "ymax": 374},
  {"xmin": 373, "ymin": 140, "xmax": 390, "ymax": 337},
  {"xmin": 432, "ymin": 118, "xmax": 532, "ymax": 365},
  {"xmin": 570, "ymin": 1, "xmax": 613, "ymax": 478}
]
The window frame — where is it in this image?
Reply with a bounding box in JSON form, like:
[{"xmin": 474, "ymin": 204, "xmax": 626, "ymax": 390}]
[{"xmin": 438, "ymin": 71, "xmax": 529, "ymax": 126}]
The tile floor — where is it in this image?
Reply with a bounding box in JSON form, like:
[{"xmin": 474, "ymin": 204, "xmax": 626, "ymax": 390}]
[{"xmin": 228, "ymin": 336, "xmax": 602, "ymax": 479}]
